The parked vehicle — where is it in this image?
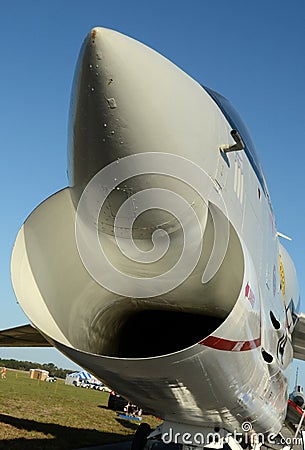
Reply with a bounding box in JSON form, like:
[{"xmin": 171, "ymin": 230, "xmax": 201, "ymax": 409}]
[
  {"xmin": 108, "ymin": 391, "xmax": 129, "ymax": 411},
  {"xmin": 46, "ymin": 376, "xmax": 56, "ymax": 382},
  {"xmin": 73, "ymin": 379, "xmax": 111, "ymax": 391},
  {"xmin": 100, "ymin": 384, "xmax": 111, "ymax": 392},
  {"xmin": 107, "ymin": 391, "xmax": 143, "ymax": 416}
]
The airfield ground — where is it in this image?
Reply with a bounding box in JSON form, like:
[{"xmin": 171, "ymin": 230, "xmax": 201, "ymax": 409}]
[{"xmin": 0, "ymin": 369, "xmax": 160, "ymax": 449}]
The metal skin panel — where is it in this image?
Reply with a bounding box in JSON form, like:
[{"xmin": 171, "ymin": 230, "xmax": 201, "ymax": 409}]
[
  {"xmin": 9, "ymin": 27, "xmax": 301, "ymax": 439},
  {"xmin": 293, "ymin": 314, "xmax": 305, "ymax": 361}
]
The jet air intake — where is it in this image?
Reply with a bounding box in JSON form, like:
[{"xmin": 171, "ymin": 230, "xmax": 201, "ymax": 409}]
[{"xmin": 11, "ymin": 188, "xmax": 244, "ymax": 359}]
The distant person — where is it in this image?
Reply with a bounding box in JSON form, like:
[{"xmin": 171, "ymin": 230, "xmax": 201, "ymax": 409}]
[{"xmin": 1, "ymin": 367, "xmax": 7, "ymax": 379}]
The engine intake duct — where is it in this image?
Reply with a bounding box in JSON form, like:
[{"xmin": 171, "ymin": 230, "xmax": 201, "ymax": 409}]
[
  {"xmin": 11, "ymin": 190, "xmax": 244, "ymax": 359},
  {"xmin": 97, "ymin": 309, "xmax": 222, "ymax": 358}
]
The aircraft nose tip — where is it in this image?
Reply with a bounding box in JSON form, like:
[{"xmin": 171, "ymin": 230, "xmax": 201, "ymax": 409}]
[
  {"xmin": 90, "ymin": 27, "xmax": 99, "ymax": 40},
  {"xmin": 90, "ymin": 26, "xmax": 106, "ymax": 39},
  {"xmin": 87, "ymin": 27, "xmax": 113, "ymax": 49}
]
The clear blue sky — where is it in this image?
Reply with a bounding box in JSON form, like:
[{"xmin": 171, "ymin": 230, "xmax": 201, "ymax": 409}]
[{"xmin": 0, "ymin": 1, "xmax": 304, "ymax": 379}]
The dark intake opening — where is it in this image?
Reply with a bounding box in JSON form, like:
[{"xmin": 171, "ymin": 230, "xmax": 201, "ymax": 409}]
[{"xmin": 115, "ymin": 310, "xmax": 223, "ymax": 358}]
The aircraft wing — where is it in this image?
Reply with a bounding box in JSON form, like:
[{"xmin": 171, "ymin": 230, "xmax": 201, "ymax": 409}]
[
  {"xmin": 0, "ymin": 324, "xmax": 51, "ymax": 347},
  {"xmin": 2, "ymin": 316, "xmax": 305, "ymax": 355},
  {"xmin": 292, "ymin": 313, "xmax": 305, "ymax": 361}
]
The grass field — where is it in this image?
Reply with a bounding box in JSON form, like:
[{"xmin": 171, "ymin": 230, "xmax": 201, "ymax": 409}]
[{"xmin": 0, "ymin": 370, "xmax": 160, "ymax": 450}]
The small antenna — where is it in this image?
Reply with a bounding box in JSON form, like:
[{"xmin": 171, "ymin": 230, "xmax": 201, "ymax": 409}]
[
  {"xmin": 295, "ymin": 367, "xmax": 299, "ymax": 387},
  {"xmin": 277, "ymin": 231, "xmax": 292, "ymax": 241}
]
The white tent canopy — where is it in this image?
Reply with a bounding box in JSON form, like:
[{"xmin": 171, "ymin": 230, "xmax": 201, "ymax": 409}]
[
  {"xmin": 69, "ymin": 370, "xmax": 92, "ymax": 380},
  {"xmin": 65, "ymin": 370, "xmax": 100, "ymax": 386}
]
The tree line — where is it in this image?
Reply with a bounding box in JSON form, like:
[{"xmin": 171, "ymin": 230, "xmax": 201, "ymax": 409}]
[{"xmin": 0, "ymin": 357, "xmax": 74, "ymax": 379}]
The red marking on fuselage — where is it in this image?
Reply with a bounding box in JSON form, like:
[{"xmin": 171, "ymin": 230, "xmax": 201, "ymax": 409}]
[
  {"xmin": 200, "ymin": 281, "xmax": 262, "ymax": 352},
  {"xmin": 245, "ymin": 282, "xmax": 255, "ymax": 307},
  {"xmin": 199, "ymin": 335, "xmax": 261, "ymax": 351}
]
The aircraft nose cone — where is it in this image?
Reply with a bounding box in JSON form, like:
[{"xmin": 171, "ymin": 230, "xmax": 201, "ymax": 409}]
[
  {"xmin": 68, "ymin": 27, "xmax": 124, "ymax": 192},
  {"xmin": 69, "ymin": 26, "xmax": 163, "ymax": 192},
  {"xmin": 69, "ymin": 27, "xmax": 221, "ymax": 240},
  {"xmin": 68, "ymin": 27, "xmax": 218, "ymax": 190}
]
